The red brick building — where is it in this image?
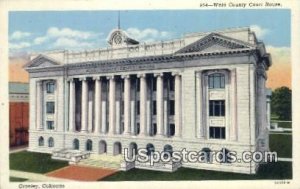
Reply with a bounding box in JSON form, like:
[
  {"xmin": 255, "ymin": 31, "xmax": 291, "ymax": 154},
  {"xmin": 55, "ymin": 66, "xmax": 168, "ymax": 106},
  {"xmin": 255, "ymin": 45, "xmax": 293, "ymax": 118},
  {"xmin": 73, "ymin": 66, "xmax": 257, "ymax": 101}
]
[{"xmin": 9, "ymin": 82, "xmax": 29, "ymax": 147}]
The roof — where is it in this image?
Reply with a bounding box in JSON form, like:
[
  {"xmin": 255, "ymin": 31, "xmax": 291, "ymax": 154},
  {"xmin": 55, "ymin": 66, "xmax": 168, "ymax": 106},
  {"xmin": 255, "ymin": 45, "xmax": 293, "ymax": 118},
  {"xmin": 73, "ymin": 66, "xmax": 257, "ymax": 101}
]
[
  {"xmin": 25, "ymin": 27, "xmax": 271, "ymax": 70},
  {"xmin": 9, "ymin": 82, "xmax": 29, "ymax": 94}
]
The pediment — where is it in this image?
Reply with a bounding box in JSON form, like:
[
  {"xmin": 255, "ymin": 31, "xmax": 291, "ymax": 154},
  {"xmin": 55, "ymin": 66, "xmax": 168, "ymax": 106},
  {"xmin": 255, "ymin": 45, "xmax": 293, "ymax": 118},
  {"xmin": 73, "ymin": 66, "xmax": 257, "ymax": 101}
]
[
  {"xmin": 176, "ymin": 33, "xmax": 254, "ymax": 54},
  {"xmin": 24, "ymin": 54, "xmax": 60, "ymax": 68}
]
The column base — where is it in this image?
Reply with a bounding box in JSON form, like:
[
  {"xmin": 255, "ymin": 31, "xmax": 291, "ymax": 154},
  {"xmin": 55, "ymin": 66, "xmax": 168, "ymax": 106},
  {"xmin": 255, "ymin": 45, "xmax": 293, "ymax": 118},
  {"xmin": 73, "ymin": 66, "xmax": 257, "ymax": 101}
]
[
  {"xmin": 155, "ymin": 134, "xmax": 165, "ymax": 138},
  {"xmin": 81, "ymin": 130, "xmax": 88, "ymax": 133}
]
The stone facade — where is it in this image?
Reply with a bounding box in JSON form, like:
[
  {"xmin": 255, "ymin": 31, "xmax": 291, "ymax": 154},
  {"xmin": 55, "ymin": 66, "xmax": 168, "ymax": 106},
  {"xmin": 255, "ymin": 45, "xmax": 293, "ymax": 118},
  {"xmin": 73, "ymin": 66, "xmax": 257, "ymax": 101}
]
[{"xmin": 25, "ymin": 27, "xmax": 271, "ymax": 174}]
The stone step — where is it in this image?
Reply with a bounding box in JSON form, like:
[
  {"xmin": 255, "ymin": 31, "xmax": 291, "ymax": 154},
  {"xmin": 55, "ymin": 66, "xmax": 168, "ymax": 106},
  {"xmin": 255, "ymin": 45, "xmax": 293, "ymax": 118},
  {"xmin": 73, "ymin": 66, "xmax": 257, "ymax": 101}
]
[{"xmin": 78, "ymin": 154, "xmax": 122, "ymax": 169}]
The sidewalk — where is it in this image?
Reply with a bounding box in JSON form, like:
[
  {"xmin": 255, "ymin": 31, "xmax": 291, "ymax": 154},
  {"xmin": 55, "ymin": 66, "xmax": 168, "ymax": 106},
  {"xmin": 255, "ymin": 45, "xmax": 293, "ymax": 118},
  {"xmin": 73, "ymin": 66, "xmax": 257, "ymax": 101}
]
[
  {"xmin": 10, "ymin": 145, "xmax": 28, "ymax": 154},
  {"xmin": 10, "ymin": 170, "xmax": 72, "ymax": 182}
]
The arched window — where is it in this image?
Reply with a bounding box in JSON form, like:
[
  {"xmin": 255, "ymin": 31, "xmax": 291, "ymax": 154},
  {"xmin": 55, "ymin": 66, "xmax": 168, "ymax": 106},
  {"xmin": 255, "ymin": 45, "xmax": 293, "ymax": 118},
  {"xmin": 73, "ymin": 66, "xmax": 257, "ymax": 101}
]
[
  {"xmin": 146, "ymin": 143, "xmax": 155, "ymax": 156},
  {"xmin": 86, "ymin": 139, "xmax": 93, "ymax": 151},
  {"xmin": 163, "ymin": 145, "xmax": 173, "ymax": 158},
  {"xmin": 48, "ymin": 137, "xmax": 54, "ymax": 147},
  {"xmin": 73, "ymin": 139, "xmax": 79, "ymax": 150},
  {"xmin": 200, "ymin": 148, "xmax": 212, "ymax": 163},
  {"xmin": 38, "ymin": 137, "xmax": 44, "ymax": 146},
  {"xmin": 208, "ymin": 73, "xmax": 225, "ymax": 89},
  {"xmin": 99, "ymin": 140, "xmax": 107, "ymax": 154},
  {"xmin": 113, "ymin": 142, "xmax": 122, "ymax": 155},
  {"xmin": 219, "ymin": 148, "xmax": 232, "ymax": 163}
]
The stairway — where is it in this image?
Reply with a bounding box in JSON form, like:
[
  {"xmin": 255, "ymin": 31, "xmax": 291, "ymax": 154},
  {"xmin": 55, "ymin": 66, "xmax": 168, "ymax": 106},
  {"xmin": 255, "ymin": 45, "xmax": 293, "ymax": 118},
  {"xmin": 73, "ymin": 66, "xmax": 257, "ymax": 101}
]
[{"xmin": 77, "ymin": 154, "xmax": 123, "ymax": 169}]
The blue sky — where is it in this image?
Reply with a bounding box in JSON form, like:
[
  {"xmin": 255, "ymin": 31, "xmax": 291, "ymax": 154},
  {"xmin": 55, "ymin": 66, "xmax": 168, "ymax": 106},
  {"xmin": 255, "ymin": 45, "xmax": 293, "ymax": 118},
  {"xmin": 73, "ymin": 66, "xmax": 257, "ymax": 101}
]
[{"xmin": 9, "ymin": 10, "xmax": 290, "ymax": 56}]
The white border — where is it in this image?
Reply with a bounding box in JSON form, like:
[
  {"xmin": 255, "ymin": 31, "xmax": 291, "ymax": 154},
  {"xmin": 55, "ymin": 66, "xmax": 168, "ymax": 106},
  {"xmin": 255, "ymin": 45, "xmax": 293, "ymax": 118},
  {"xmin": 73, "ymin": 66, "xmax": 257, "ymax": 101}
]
[{"xmin": 1, "ymin": 0, "xmax": 299, "ymax": 189}]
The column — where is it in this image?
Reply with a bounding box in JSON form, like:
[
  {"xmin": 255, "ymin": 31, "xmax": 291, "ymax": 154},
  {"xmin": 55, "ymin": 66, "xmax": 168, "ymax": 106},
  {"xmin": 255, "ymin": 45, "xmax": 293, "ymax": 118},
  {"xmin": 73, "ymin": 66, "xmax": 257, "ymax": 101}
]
[
  {"xmin": 101, "ymin": 101, "xmax": 107, "ymax": 133},
  {"xmin": 68, "ymin": 79, "xmax": 75, "ymax": 132},
  {"xmin": 80, "ymin": 78, "xmax": 88, "ymax": 132},
  {"xmin": 138, "ymin": 74, "xmax": 147, "ymax": 136},
  {"xmin": 123, "ymin": 75, "xmax": 131, "ymax": 135},
  {"xmin": 230, "ymin": 69, "xmax": 237, "ymax": 141},
  {"xmin": 155, "ymin": 73, "xmax": 164, "ymax": 136},
  {"xmin": 108, "ymin": 76, "xmax": 116, "ymax": 135},
  {"xmin": 36, "ymin": 80, "xmax": 43, "ymax": 130},
  {"xmin": 173, "ymin": 73, "xmax": 182, "ymax": 137},
  {"xmin": 116, "ymin": 100, "xmax": 121, "ymax": 134},
  {"xmin": 94, "ymin": 77, "xmax": 102, "ymax": 134},
  {"xmin": 196, "ymin": 71, "xmax": 202, "ymax": 138}
]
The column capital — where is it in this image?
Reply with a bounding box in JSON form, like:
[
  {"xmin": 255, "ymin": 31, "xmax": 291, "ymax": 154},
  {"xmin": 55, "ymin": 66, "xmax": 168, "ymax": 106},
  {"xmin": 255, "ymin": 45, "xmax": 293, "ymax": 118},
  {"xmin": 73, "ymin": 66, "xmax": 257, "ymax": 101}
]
[
  {"xmin": 106, "ymin": 75, "xmax": 115, "ymax": 80},
  {"xmin": 67, "ymin": 78, "xmax": 75, "ymax": 82},
  {"xmin": 36, "ymin": 80, "xmax": 43, "ymax": 85},
  {"xmin": 172, "ymin": 72, "xmax": 182, "ymax": 77},
  {"xmin": 153, "ymin": 73, "xmax": 164, "ymax": 77},
  {"xmin": 137, "ymin": 73, "xmax": 147, "ymax": 78},
  {"xmin": 93, "ymin": 76, "xmax": 101, "ymax": 80},
  {"xmin": 79, "ymin": 77, "xmax": 87, "ymax": 81},
  {"xmin": 121, "ymin": 74, "xmax": 130, "ymax": 79}
]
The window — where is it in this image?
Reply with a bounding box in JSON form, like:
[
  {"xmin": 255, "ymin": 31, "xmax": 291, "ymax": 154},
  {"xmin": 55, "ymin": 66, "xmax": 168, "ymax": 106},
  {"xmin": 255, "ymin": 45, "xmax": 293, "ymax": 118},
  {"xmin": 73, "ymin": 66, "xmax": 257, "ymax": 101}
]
[
  {"xmin": 149, "ymin": 124, "xmax": 157, "ymax": 136},
  {"xmin": 152, "ymin": 79, "xmax": 157, "ymax": 91},
  {"xmin": 47, "ymin": 121, "xmax": 54, "ymax": 130},
  {"xmin": 46, "ymin": 102, "xmax": 55, "ymax": 114},
  {"xmin": 136, "ymin": 123, "xmax": 140, "ymax": 135},
  {"xmin": 170, "ymin": 100, "xmax": 175, "ymax": 115},
  {"xmin": 208, "ymin": 73, "xmax": 225, "ymax": 89},
  {"xmin": 136, "ymin": 79, "xmax": 140, "ymax": 91},
  {"xmin": 73, "ymin": 139, "xmax": 79, "ymax": 150},
  {"xmin": 209, "ymin": 100, "xmax": 225, "ymax": 116},
  {"xmin": 136, "ymin": 101, "xmax": 140, "ymax": 115},
  {"xmin": 169, "ymin": 124, "xmax": 175, "ymax": 137},
  {"xmin": 169, "ymin": 78, "xmax": 175, "ymax": 91},
  {"xmin": 209, "ymin": 127, "xmax": 225, "ymax": 139},
  {"xmin": 38, "ymin": 137, "xmax": 44, "ymax": 146},
  {"xmin": 146, "ymin": 143, "xmax": 155, "ymax": 156},
  {"xmin": 48, "ymin": 137, "xmax": 54, "ymax": 147},
  {"xmin": 219, "ymin": 148, "xmax": 232, "ymax": 163},
  {"xmin": 86, "ymin": 139, "xmax": 93, "ymax": 151},
  {"xmin": 163, "ymin": 145, "xmax": 173, "ymax": 158},
  {"xmin": 153, "ymin": 101, "xmax": 157, "ymax": 115},
  {"xmin": 46, "ymin": 82, "xmax": 55, "ymax": 93},
  {"xmin": 200, "ymin": 148, "xmax": 212, "ymax": 163}
]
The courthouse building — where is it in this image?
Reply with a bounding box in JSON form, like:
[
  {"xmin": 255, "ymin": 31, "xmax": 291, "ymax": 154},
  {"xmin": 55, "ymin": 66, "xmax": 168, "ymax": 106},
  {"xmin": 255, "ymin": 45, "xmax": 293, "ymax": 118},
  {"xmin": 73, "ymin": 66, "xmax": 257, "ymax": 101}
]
[{"xmin": 25, "ymin": 27, "xmax": 271, "ymax": 174}]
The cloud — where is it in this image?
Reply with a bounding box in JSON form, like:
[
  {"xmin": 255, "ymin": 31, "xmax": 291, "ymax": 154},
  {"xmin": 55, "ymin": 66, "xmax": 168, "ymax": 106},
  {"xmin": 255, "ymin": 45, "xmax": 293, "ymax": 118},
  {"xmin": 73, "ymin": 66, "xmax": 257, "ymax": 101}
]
[
  {"xmin": 47, "ymin": 27, "xmax": 98, "ymax": 39},
  {"xmin": 52, "ymin": 37, "xmax": 95, "ymax": 49},
  {"xmin": 31, "ymin": 27, "xmax": 102, "ymax": 49},
  {"xmin": 10, "ymin": 31, "xmax": 31, "ymax": 40},
  {"xmin": 9, "ymin": 42, "xmax": 31, "ymax": 49},
  {"xmin": 34, "ymin": 36, "xmax": 48, "ymax": 45},
  {"xmin": 126, "ymin": 27, "xmax": 172, "ymax": 42},
  {"xmin": 250, "ymin": 25, "xmax": 269, "ymax": 39},
  {"xmin": 266, "ymin": 45, "xmax": 290, "ymax": 64}
]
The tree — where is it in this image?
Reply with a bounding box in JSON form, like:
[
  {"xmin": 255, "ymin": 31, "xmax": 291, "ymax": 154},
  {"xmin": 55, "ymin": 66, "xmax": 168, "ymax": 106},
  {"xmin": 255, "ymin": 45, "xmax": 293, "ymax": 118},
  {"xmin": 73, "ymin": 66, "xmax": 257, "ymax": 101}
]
[{"xmin": 271, "ymin": 86, "xmax": 292, "ymax": 120}]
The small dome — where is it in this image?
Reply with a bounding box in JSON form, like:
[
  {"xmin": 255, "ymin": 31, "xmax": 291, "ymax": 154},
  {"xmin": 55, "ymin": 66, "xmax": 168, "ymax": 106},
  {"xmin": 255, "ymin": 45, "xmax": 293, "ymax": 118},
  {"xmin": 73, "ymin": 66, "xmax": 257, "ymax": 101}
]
[{"xmin": 107, "ymin": 29, "xmax": 139, "ymax": 47}]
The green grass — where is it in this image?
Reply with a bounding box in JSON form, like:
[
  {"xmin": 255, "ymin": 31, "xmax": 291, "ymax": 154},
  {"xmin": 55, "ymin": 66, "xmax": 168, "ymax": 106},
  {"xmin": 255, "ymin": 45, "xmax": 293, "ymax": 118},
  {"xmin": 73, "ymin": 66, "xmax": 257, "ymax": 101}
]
[
  {"xmin": 101, "ymin": 162, "xmax": 292, "ymax": 181},
  {"xmin": 10, "ymin": 177, "xmax": 28, "ymax": 182},
  {"xmin": 269, "ymin": 134, "xmax": 292, "ymax": 158},
  {"xmin": 10, "ymin": 151, "xmax": 69, "ymax": 174}
]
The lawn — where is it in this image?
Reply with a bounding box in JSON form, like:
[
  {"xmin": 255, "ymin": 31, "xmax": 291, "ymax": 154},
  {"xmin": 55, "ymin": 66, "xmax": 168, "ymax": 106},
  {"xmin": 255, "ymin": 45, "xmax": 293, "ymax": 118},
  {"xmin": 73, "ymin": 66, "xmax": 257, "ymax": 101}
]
[
  {"xmin": 10, "ymin": 151, "xmax": 69, "ymax": 174},
  {"xmin": 269, "ymin": 134, "xmax": 292, "ymax": 158},
  {"xmin": 101, "ymin": 162, "xmax": 292, "ymax": 181},
  {"xmin": 10, "ymin": 177, "xmax": 28, "ymax": 182}
]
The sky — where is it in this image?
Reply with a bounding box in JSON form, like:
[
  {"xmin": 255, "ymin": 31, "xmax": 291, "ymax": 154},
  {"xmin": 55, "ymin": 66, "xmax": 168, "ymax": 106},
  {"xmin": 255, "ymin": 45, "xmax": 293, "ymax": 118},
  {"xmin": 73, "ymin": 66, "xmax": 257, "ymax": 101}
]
[{"xmin": 8, "ymin": 10, "xmax": 291, "ymax": 89}]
